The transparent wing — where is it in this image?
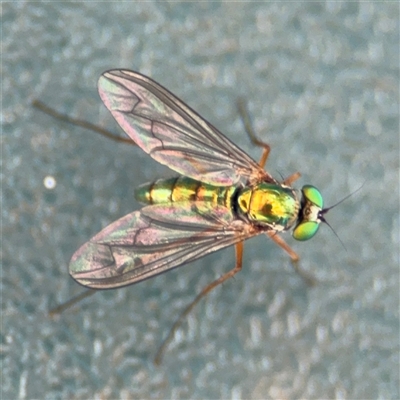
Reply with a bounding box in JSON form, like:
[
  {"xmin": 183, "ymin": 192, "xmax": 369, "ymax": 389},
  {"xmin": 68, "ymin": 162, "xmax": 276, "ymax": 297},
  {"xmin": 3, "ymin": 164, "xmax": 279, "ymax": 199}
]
[
  {"xmin": 98, "ymin": 69, "xmax": 271, "ymax": 186},
  {"xmin": 69, "ymin": 202, "xmax": 261, "ymax": 289}
]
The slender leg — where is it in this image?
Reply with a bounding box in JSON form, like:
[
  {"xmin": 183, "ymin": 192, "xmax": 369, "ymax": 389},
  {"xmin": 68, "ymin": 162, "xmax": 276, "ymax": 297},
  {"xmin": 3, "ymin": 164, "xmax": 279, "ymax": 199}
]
[
  {"xmin": 267, "ymin": 232, "xmax": 317, "ymax": 286},
  {"xmin": 32, "ymin": 100, "xmax": 135, "ymax": 145},
  {"xmin": 49, "ymin": 289, "xmax": 97, "ymax": 316},
  {"xmin": 237, "ymin": 99, "xmax": 271, "ymax": 168},
  {"xmin": 283, "ymin": 171, "xmax": 301, "ymax": 186},
  {"xmin": 154, "ymin": 241, "xmax": 244, "ymax": 365}
]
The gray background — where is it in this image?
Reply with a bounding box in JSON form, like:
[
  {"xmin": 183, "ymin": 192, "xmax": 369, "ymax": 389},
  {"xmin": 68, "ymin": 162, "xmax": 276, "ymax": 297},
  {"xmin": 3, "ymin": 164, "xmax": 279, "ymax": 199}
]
[{"xmin": 3, "ymin": 2, "xmax": 399, "ymax": 399}]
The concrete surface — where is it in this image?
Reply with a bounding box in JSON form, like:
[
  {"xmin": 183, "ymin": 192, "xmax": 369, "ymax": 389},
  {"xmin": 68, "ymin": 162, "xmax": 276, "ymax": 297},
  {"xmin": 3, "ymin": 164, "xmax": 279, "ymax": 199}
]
[{"xmin": 3, "ymin": 2, "xmax": 399, "ymax": 399}]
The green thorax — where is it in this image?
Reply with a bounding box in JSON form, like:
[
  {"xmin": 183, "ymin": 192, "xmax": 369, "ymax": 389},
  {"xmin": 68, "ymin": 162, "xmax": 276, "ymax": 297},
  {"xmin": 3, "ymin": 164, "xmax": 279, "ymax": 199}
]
[{"xmin": 237, "ymin": 183, "xmax": 299, "ymax": 230}]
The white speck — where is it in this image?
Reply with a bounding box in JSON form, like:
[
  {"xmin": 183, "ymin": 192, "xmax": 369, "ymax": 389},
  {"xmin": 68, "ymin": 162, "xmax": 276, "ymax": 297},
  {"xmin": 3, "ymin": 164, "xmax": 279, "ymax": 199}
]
[{"xmin": 43, "ymin": 175, "xmax": 56, "ymax": 189}]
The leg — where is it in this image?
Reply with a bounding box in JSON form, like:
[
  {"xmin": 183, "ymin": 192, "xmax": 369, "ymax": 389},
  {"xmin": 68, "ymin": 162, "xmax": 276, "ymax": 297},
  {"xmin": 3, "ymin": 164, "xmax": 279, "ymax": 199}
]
[
  {"xmin": 154, "ymin": 242, "xmax": 244, "ymax": 365},
  {"xmin": 32, "ymin": 100, "xmax": 135, "ymax": 145},
  {"xmin": 267, "ymin": 232, "xmax": 317, "ymax": 286},
  {"xmin": 237, "ymin": 98, "xmax": 270, "ymax": 168},
  {"xmin": 49, "ymin": 289, "xmax": 97, "ymax": 316},
  {"xmin": 283, "ymin": 171, "xmax": 301, "ymax": 186}
]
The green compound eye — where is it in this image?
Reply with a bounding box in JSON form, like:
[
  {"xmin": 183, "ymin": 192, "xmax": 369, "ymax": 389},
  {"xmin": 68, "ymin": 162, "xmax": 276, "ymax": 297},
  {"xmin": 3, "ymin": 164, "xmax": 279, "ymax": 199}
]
[
  {"xmin": 293, "ymin": 221, "xmax": 319, "ymax": 241},
  {"xmin": 302, "ymin": 185, "xmax": 323, "ymax": 208}
]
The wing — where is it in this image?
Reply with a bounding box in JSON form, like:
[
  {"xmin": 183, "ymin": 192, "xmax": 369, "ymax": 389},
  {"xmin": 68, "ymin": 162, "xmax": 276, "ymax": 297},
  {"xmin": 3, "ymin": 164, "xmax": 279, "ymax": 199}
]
[
  {"xmin": 98, "ymin": 69, "xmax": 272, "ymax": 186},
  {"xmin": 69, "ymin": 202, "xmax": 262, "ymax": 289}
]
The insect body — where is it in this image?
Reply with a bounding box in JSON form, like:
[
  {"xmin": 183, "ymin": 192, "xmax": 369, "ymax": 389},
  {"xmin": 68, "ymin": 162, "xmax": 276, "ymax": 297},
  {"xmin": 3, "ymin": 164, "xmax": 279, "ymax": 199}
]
[
  {"xmin": 136, "ymin": 176, "xmax": 306, "ymax": 234},
  {"xmin": 68, "ymin": 69, "xmax": 330, "ymax": 362}
]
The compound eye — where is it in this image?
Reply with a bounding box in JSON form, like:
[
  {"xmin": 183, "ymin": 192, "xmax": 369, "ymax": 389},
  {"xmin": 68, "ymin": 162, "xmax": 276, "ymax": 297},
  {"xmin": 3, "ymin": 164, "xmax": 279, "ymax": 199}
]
[
  {"xmin": 293, "ymin": 221, "xmax": 319, "ymax": 241},
  {"xmin": 302, "ymin": 185, "xmax": 323, "ymax": 208}
]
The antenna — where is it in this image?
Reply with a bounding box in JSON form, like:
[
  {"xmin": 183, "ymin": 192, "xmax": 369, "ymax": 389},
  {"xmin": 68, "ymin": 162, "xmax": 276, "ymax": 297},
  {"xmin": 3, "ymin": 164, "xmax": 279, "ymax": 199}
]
[
  {"xmin": 321, "ymin": 182, "xmax": 365, "ymax": 215},
  {"xmin": 319, "ymin": 182, "xmax": 365, "ymax": 250}
]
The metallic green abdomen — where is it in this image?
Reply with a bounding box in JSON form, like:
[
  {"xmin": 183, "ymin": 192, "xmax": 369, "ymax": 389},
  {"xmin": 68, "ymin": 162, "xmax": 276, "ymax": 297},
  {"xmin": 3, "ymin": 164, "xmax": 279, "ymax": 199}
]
[{"xmin": 135, "ymin": 176, "xmax": 236, "ymax": 207}]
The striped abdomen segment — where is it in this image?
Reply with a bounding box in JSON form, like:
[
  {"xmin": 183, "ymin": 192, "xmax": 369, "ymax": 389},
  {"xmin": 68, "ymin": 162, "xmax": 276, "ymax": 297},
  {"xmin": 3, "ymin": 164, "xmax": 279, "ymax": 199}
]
[{"xmin": 135, "ymin": 176, "xmax": 237, "ymax": 208}]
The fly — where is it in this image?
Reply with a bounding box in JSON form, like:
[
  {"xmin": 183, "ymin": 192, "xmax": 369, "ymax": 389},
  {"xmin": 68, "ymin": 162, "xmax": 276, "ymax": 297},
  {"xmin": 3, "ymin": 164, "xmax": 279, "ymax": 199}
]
[{"xmin": 39, "ymin": 70, "xmax": 341, "ymax": 364}]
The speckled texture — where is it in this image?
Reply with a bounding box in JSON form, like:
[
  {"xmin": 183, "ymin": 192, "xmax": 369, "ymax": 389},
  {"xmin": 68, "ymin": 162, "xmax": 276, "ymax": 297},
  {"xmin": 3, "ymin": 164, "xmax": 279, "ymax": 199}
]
[{"xmin": 3, "ymin": 3, "xmax": 399, "ymax": 399}]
